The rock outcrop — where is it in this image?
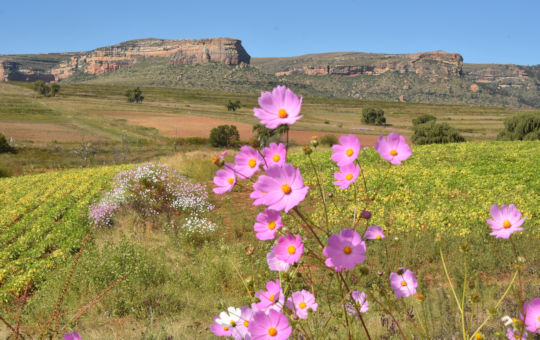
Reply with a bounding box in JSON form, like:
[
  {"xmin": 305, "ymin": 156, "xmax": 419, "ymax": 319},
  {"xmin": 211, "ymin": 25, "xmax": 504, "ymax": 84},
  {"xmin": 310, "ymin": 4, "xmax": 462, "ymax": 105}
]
[
  {"xmin": 0, "ymin": 37, "xmax": 251, "ymax": 82},
  {"xmin": 274, "ymin": 51, "xmax": 463, "ymax": 77}
]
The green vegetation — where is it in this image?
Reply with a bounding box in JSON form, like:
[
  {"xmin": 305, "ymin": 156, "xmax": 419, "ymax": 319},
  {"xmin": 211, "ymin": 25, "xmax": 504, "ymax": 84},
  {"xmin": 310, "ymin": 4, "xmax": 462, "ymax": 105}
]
[
  {"xmin": 0, "ymin": 133, "xmax": 16, "ymax": 154},
  {"xmin": 362, "ymin": 107, "xmax": 386, "ymax": 125},
  {"xmin": 412, "ymin": 113, "xmax": 437, "ymax": 126},
  {"xmin": 412, "ymin": 121, "xmax": 466, "ymax": 145},
  {"xmin": 497, "ymin": 113, "xmax": 540, "ymax": 141},
  {"xmin": 32, "ymin": 81, "xmax": 60, "ymax": 97},
  {"xmin": 252, "ymin": 124, "xmax": 287, "ymax": 147},
  {"xmin": 125, "ymin": 87, "xmax": 144, "ymax": 103},
  {"xmin": 319, "ymin": 134, "xmax": 338, "ymax": 146},
  {"xmin": 209, "ymin": 125, "xmax": 240, "ymax": 147},
  {"xmin": 226, "ymin": 99, "xmax": 241, "ymax": 112}
]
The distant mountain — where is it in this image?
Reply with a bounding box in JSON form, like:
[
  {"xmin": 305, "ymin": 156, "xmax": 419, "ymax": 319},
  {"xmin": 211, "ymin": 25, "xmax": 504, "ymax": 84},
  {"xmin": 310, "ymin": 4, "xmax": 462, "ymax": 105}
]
[{"xmin": 0, "ymin": 38, "xmax": 538, "ymax": 107}]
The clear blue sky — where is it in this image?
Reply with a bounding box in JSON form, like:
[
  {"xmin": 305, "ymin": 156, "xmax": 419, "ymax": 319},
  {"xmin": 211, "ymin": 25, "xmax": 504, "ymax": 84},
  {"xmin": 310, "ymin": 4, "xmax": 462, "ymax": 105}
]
[{"xmin": 1, "ymin": 0, "xmax": 538, "ymax": 65}]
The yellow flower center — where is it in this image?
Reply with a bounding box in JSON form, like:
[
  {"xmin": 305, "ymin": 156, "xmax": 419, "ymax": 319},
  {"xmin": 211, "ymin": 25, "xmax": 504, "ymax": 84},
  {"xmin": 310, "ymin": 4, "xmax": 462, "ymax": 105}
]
[
  {"xmin": 514, "ymin": 335, "xmax": 520, "ymax": 339},
  {"xmin": 269, "ymin": 294, "xmax": 275, "ymax": 302},
  {"xmin": 299, "ymin": 302, "xmax": 307, "ymax": 309},
  {"xmin": 538, "ymin": 315, "xmax": 540, "ymax": 321},
  {"xmin": 227, "ymin": 177, "xmax": 234, "ymax": 185},
  {"xmin": 474, "ymin": 333, "xmax": 483, "ymax": 340},
  {"xmin": 248, "ymin": 158, "xmax": 257, "ymax": 168},
  {"xmin": 282, "ymin": 184, "xmax": 292, "ymax": 194},
  {"xmin": 345, "ymin": 173, "xmax": 353, "ymax": 181},
  {"xmin": 244, "ymin": 321, "xmax": 249, "ymax": 327},
  {"xmin": 287, "ymin": 245, "xmax": 296, "ymax": 254},
  {"xmin": 343, "ymin": 246, "xmax": 352, "ymax": 254},
  {"xmin": 503, "ymin": 220, "xmax": 511, "ymax": 229},
  {"xmin": 268, "ymin": 221, "xmax": 276, "ymax": 230},
  {"xmin": 390, "ymin": 149, "xmax": 398, "ymax": 156},
  {"xmin": 272, "ymin": 154, "xmax": 281, "ymax": 162},
  {"xmin": 376, "ymin": 234, "xmax": 381, "ymax": 240},
  {"xmin": 278, "ymin": 108, "xmax": 288, "ymax": 118},
  {"xmin": 401, "ymin": 281, "xmax": 407, "ymax": 286},
  {"xmin": 346, "ymin": 148, "xmax": 354, "ymax": 157},
  {"xmin": 230, "ymin": 320, "xmax": 236, "ymax": 325},
  {"xmin": 224, "ymin": 326, "xmax": 229, "ymax": 331},
  {"xmin": 268, "ymin": 327, "xmax": 278, "ymax": 336}
]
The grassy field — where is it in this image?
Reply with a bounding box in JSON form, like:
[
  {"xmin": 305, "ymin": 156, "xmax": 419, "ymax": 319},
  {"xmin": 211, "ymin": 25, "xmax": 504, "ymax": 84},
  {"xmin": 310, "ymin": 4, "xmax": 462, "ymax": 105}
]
[{"xmin": 0, "ymin": 141, "xmax": 538, "ymax": 339}]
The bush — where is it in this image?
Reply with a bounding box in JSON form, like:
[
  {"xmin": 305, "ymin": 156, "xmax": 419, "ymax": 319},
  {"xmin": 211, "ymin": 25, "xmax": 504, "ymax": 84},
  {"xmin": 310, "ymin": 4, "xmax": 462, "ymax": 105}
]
[
  {"xmin": 320, "ymin": 134, "xmax": 339, "ymax": 146},
  {"xmin": 412, "ymin": 121, "xmax": 466, "ymax": 145},
  {"xmin": 412, "ymin": 113, "xmax": 437, "ymax": 126},
  {"xmin": 252, "ymin": 124, "xmax": 287, "ymax": 147},
  {"xmin": 0, "ymin": 133, "xmax": 16, "ymax": 154},
  {"xmin": 173, "ymin": 137, "xmax": 208, "ymax": 146},
  {"xmin": 209, "ymin": 125, "xmax": 240, "ymax": 147},
  {"xmin": 362, "ymin": 107, "xmax": 386, "ymax": 125},
  {"xmin": 125, "ymin": 87, "xmax": 144, "ymax": 103},
  {"xmin": 226, "ymin": 100, "xmax": 241, "ymax": 111},
  {"xmin": 32, "ymin": 81, "xmax": 60, "ymax": 97},
  {"xmin": 497, "ymin": 113, "xmax": 540, "ymax": 141}
]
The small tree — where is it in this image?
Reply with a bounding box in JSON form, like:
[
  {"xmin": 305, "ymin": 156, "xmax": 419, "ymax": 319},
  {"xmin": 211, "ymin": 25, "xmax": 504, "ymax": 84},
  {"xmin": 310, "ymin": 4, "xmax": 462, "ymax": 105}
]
[
  {"xmin": 0, "ymin": 134, "xmax": 16, "ymax": 154},
  {"xmin": 252, "ymin": 124, "xmax": 288, "ymax": 147},
  {"xmin": 209, "ymin": 125, "xmax": 240, "ymax": 147},
  {"xmin": 49, "ymin": 83, "xmax": 60, "ymax": 97},
  {"xmin": 497, "ymin": 113, "xmax": 540, "ymax": 141},
  {"xmin": 125, "ymin": 87, "xmax": 144, "ymax": 103},
  {"xmin": 226, "ymin": 100, "xmax": 241, "ymax": 112},
  {"xmin": 412, "ymin": 114, "xmax": 437, "ymax": 126},
  {"xmin": 412, "ymin": 121, "xmax": 466, "ymax": 145},
  {"xmin": 362, "ymin": 107, "xmax": 386, "ymax": 125},
  {"xmin": 32, "ymin": 81, "xmax": 60, "ymax": 97}
]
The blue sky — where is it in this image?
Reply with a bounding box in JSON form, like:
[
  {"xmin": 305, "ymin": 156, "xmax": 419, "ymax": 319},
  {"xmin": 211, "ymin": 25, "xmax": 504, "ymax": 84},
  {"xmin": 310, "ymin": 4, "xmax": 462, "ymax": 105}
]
[{"xmin": 1, "ymin": 0, "xmax": 538, "ymax": 65}]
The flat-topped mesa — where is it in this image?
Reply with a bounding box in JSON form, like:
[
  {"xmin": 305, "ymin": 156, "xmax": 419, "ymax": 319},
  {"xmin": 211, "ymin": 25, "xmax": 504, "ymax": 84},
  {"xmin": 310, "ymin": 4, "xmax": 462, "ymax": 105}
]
[
  {"xmin": 274, "ymin": 51, "xmax": 463, "ymax": 77},
  {"xmin": 1, "ymin": 37, "xmax": 251, "ymax": 82}
]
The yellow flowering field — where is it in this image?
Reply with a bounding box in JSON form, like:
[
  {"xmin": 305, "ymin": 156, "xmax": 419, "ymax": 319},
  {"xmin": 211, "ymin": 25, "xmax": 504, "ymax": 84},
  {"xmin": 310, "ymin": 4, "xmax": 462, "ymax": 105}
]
[
  {"xmin": 0, "ymin": 166, "xmax": 127, "ymax": 303},
  {"xmin": 290, "ymin": 141, "xmax": 539, "ymax": 238}
]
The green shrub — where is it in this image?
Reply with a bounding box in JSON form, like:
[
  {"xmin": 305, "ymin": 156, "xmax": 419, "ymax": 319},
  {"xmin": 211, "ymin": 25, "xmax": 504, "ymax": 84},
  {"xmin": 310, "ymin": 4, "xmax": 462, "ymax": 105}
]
[
  {"xmin": 412, "ymin": 113, "xmax": 437, "ymax": 126},
  {"xmin": 362, "ymin": 107, "xmax": 386, "ymax": 125},
  {"xmin": 497, "ymin": 113, "xmax": 540, "ymax": 141},
  {"xmin": 320, "ymin": 134, "xmax": 338, "ymax": 146},
  {"xmin": 209, "ymin": 125, "xmax": 240, "ymax": 147},
  {"xmin": 32, "ymin": 81, "xmax": 60, "ymax": 97},
  {"xmin": 252, "ymin": 124, "xmax": 287, "ymax": 147},
  {"xmin": 173, "ymin": 137, "xmax": 208, "ymax": 146},
  {"xmin": 125, "ymin": 87, "xmax": 144, "ymax": 103},
  {"xmin": 226, "ymin": 100, "xmax": 241, "ymax": 111},
  {"xmin": 0, "ymin": 134, "xmax": 16, "ymax": 154},
  {"xmin": 412, "ymin": 121, "xmax": 466, "ymax": 145}
]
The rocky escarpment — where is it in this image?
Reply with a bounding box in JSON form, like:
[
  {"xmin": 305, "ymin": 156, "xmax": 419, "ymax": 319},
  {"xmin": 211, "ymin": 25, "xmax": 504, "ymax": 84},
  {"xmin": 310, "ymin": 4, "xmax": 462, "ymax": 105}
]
[
  {"xmin": 0, "ymin": 37, "xmax": 250, "ymax": 82},
  {"xmin": 268, "ymin": 51, "xmax": 463, "ymax": 77}
]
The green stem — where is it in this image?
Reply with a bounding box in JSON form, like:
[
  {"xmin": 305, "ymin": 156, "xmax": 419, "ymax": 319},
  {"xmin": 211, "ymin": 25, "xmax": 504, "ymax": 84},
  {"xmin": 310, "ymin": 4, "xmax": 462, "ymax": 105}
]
[{"xmin": 440, "ymin": 247, "xmax": 464, "ymax": 314}]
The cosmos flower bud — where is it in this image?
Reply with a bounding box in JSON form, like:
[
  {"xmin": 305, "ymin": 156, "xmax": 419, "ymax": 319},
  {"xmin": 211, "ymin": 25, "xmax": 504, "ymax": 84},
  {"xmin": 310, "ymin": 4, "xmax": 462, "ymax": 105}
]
[
  {"xmin": 303, "ymin": 145, "xmax": 313, "ymax": 155},
  {"xmin": 362, "ymin": 211, "xmax": 372, "ymax": 219},
  {"xmin": 417, "ymin": 294, "xmax": 425, "ymax": 301}
]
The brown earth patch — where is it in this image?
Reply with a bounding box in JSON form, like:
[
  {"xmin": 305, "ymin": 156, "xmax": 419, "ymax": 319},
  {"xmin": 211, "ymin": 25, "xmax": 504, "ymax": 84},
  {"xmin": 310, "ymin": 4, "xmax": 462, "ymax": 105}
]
[
  {"xmin": 0, "ymin": 121, "xmax": 104, "ymax": 142},
  {"xmin": 107, "ymin": 112, "xmax": 383, "ymax": 146}
]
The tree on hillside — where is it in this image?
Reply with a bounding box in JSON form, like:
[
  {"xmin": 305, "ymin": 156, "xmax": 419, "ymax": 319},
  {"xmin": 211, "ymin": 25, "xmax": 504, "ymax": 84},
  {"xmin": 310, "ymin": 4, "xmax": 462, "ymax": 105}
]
[
  {"xmin": 362, "ymin": 107, "xmax": 386, "ymax": 125},
  {"xmin": 209, "ymin": 125, "xmax": 240, "ymax": 147},
  {"xmin": 412, "ymin": 121, "xmax": 466, "ymax": 145},
  {"xmin": 226, "ymin": 100, "xmax": 241, "ymax": 112},
  {"xmin": 125, "ymin": 87, "xmax": 144, "ymax": 103},
  {"xmin": 32, "ymin": 81, "xmax": 60, "ymax": 97},
  {"xmin": 412, "ymin": 113, "xmax": 437, "ymax": 126},
  {"xmin": 0, "ymin": 133, "xmax": 16, "ymax": 154}
]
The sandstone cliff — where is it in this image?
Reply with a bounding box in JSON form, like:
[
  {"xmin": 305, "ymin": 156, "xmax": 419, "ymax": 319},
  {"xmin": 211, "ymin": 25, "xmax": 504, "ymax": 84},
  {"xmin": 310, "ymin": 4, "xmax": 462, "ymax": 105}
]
[{"xmin": 0, "ymin": 37, "xmax": 250, "ymax": 82}]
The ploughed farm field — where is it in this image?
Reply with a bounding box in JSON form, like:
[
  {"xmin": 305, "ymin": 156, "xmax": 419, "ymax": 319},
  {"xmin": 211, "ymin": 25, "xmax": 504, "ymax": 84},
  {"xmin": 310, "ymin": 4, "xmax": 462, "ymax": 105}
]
[{"xmin": 0, "ymin": 139, "xmax": 538, "ymax": 339}]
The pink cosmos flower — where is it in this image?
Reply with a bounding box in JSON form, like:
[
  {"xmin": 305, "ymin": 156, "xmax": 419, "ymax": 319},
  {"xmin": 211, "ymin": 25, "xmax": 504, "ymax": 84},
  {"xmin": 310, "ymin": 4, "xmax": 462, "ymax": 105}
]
[
  {"xmin": 255, "ymin": 279, "xmax": 284, "ymax": 312},
  {"xmin": 273, "ymin": 234, "xmax": 304, "ymax": 264},
  {"xmin": 266, "ymin": 251, "xmax": 291, "ymax": 272},
  {"xmin": 487, "ymin": 204, "xmax": 526, "ymax": 239},
  {"xmin": 254, "ymin": 85, "xmax": 303, "ymax": 129},
  {"xmin": 333, "ymin": 163, "xmax": 360, "ymax": 189},
  {"xmin": 286, "ymin": 290, "xmax": 318, "ymax": 319},
  {"xmin": 235, "ymin": 146, "xmax": 264, "ymax": 178},
  {"xmin": 323, "ymin": 229, "xmax": 366, "ymax": 272},
  {"xmin": 210, "ymin": 316, "xmax": 233, "ymax": 337},
  {"xmin": 254, "ymin": 209, "xmax": 282, "ymax": 240},
  {"xmin": 233, "ymin": 306, "xmax": 255, "ymax": 340},
  {"xmin": 63, "ymin": 332, "xmax": 82, "ymax": 340},
  {"xmin": 345, "ymin": 291, "xmax": 369, "ymax": 317},
  {"xmin": 331, "ymin": 134, "xmax": 361, "ymax": 167},
  {"xmin": 390, "ymin": 268, "xmax": 418, "ymax": 298},
  {"xmin": 263, "ymin": 143, "xmax": 287, "ymax": 169},
  {"xmin": 364, "ymin": 226, "xmax": 385, "ymax": 240},
  {"xmin": 506, "ymin": 327, "xmax": 528, "ymax": 339},
  {"xmin": 522, "ymin": 298, "xmax": 540, "ymax": 334},
  {"xmin": 219, "ymin": 151, "xmax": 228, "ymax": 160},
  {"xmin": 251, "ymin": 164, "xmax": 309, "ymax": 213},
  {"xmin": 213, "ymin": 163, "xmax": 236, "ymax": 194},
  {"xmin": 374, "ymin": 133, "xmax": 412, "ymax": 165},
  {"xmin": 248, "ymin": 309, "xmax": 292, "ymax": 340}
]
